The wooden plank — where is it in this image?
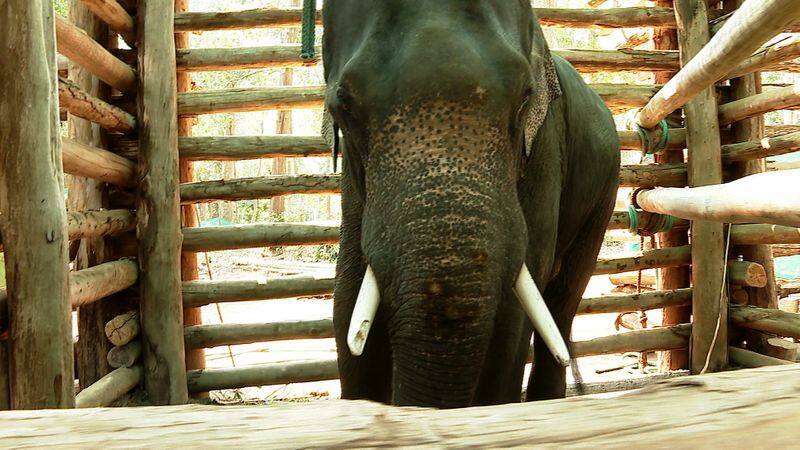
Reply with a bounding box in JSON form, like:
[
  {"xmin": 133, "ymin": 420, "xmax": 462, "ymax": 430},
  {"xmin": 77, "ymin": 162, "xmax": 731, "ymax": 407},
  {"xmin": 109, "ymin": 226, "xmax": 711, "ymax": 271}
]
[
  {"xmin": 75, "ymin": 365, "xmax": 141, "ymax": 408},
  {"xmin": 182, "ymin": 275, "xmax": 335, "ymax": 308},
  {"xmin": 637, "ymin": 0, "xmax": 800, "ymax": 128},
  {"xmin": 187, "ymin": 359, "xmax": 338, "ymax": 393},
  {"xmin": 730, "ymin": 224, "xmax": 800, "ymax": 245},
  {"xmin": 179, "ymin": 174, "xmax": 340, "ymax": 204},
  {"xmin": 180, "ymin": 135, "xmax": 329, "ymax": 161},
  {"xmin": 730, "ymin": 305, "xmax": 800, "ymax": 339},
  {"xmin": 728, "ymin": 346, "xmax": 794, "ymax": 368},
  {"xmin": 174, "ymin": 7, "xmax": 322, "ymax": 32},
  {"xmin": 59, "ymin": 78, "xmax": 136, "ymax": 133},
  {"xmin": 718, "ymin": 84, "xmax": 800, "ymax": 126},
  {"xmin": 594, "ymin": 245, "xmax": 692, "ymax": 276},
  {"xmin": 3, "ymin": 365, "xmax": 800, "ymax": 447},
  {"xmin": 184, "ymin": 319, "xmax": 335, "ymax": 349},
  {"xmin": 178, "ymin": 86, "xmax": 325, "ymax": 116},
  {"xmin": 572, "ymin": 324, "xmax": 691, "ymax": 357},
  {"xmin": 70, "ymin": 259, "xmax": 138, "ymax": 308},
  {"xmin": 578, "ymin": 288, "xmax": 692, "ymax": 315},
  {"xmin": 55, "ymin": 16, "xmax": 136, "ymax": 93},
  {"xmin": 78, "ymin": 0, "xmax": 135, "ymax": 45},
  {"xmin": 635, "ymin": 170, "xmax": 800, "ymax": 228},
  {"xmin": 182, "ymin": 223, "xmax": 340, "ymax": 253},
  {"xmin": 62, "ymin": 138, "xmax": 136, "ymax": 187},
  {"xmin": 137, "ymin": 0, "xmax": 188, "ymax": 406},
  {"xmin": 0, "ymin": 0, "xmax": 74, "ymax": 409},
  {"xmin": 105, "ymin": 311, "xmax": 139, "ymax": 347}
]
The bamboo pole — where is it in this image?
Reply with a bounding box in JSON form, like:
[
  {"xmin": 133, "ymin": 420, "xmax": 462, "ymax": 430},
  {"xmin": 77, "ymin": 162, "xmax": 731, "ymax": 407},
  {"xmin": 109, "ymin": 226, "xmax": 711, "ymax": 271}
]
[
  {"xmin": 184, "ymin": 319, "xmax": 335, "ymax": 349},
  {"xmin": 55, "ymin": 16, "xmax": 136, "ymax": 94},
  {"xmin": 107, "ymin": 340, "xmax": 142, "ymax": 369},
  {"xmin": 75, "ymin": 365, "xmax": 142, "ymax": 408},
  {"xmin": 183, "ymin": 275, "xmax": 335, "ymax": 308},
  {"xmin": 137, "ymin": 0, "xmax": 188, "ymax": 405},
  {"xmin": 572, "ymin": 324, "xmax": 692, "ymax": 358},
  {"xmin": 78, "ymin": 0, "xmax": 135, "ymax": 46},
  {"xmin": 62, "ymin": 138, "xmax": 136, "ymax": 187},
  {"xmin": 0, "ymin": 0, "xmax": 74, "ymax": 409},
  {"xmin": 728, "ymin": 346, "xmax": 794, "ymax": 368},
  {"xmin": 70, "ymin": 259, "xmax": 138, "ymax": 308},
  {"xmin": 182, "ymin": 223, "xmax": 340, "ymax": 253},
  {"xmin": 180, "ymin": 174, "xmax": 340, "ymax": 204},
  {"xmin": 635, "ymin": 170, "xmax": 800, "ymax": 228},
  {"xmin": 718, "ymin": 84, "xmax": 800, "ymax": 126},
  {"xmin": 594, "ymin": 245, "xmax": 692, "ymax": 276},
  {"xmin": 180, "ymin": 135, "xmax": 329, "ymax": 161},
  {"xmin": 637, "ymin": 0, "xmax": 800, "ymax": 129},
  {"xmin": 578, "ymin": 289, "xmax": 692, "ymax": 315},
  {"xmin": 59, "ymin": 78, "xmax": 136, "ymax": 133},
  {"xmin": 729, "ymin": 305, "xmax": 800, "ymax": 339}
]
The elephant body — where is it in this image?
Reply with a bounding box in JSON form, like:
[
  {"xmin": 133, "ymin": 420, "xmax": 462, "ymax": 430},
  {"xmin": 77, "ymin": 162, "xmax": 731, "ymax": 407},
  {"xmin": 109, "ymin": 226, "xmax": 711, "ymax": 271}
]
[{"xmin": 324, "ymin": 1, "xmax": 620, "ymax": 408}]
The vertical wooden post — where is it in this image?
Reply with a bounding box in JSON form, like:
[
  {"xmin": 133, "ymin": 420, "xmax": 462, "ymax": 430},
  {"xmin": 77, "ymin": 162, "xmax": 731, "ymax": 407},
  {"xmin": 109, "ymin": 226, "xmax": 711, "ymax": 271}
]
[
  {"xmin": 675, "ymin": 0, "xmax": 728, "ymax": 373},
  {"xmin": 175, "ymin": 0, "xmax": 206, "ymax": 380},
  {"xmin": 0, "ymin": 342, "xmax": 8, "ymax": 409},
  {"xmin": 0, "ymin": 0, "xmax": 74, "ymax": 408},
  {"xmin": 654, "ymin": 0, "xmax": 691, "ymax": 372},
  {"xmin": 137, "ymin": 0, "xmax": 189, "ymax": 405}
]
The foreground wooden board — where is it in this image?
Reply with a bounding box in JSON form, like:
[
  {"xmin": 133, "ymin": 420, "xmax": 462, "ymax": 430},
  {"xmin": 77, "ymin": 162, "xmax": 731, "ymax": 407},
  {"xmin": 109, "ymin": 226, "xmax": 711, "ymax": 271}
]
[{"xmin": 1, "ymin": 365, "xmax": 799, "ymax": 448}]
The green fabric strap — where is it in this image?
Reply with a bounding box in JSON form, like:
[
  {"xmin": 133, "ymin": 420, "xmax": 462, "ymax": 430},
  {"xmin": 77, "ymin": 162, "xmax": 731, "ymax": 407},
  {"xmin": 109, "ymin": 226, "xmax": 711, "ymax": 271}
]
[
  {"xmin": 636, "ymin": 120, "xmax": 670, "ymax": 156},
  {"xmin": 628, "ymin": 206, "xmax": 676, "ymax": 235},
  {"xmin": 301, "ymin": 0, "xmax": 316, "ymax": 60}
]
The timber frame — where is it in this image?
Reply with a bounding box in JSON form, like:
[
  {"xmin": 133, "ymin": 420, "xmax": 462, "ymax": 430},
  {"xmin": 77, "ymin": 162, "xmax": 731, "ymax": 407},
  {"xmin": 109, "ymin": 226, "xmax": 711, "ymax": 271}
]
[{"xmin": 0, "ymin": 3, "xmax": 799, "ymax": 444}]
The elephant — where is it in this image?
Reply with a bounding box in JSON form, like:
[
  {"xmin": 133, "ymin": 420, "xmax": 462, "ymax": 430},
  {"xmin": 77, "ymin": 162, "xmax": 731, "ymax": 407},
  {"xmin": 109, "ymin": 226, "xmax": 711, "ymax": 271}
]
[{"xmin": 323, "ymin": 0, "xmax": 620, "ymax": 408}]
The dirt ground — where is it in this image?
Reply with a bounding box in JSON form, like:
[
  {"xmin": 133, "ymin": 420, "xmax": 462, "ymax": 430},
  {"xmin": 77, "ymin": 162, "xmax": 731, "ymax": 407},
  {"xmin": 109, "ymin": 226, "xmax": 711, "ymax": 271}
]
[{"xmin": 193, "ymin": 247, "xmax": 669, "ymax": 404}]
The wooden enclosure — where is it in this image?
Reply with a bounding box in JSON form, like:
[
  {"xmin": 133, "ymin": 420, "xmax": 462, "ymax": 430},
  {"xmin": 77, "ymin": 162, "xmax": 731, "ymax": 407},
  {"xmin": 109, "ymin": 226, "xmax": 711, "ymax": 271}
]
[{"xmin": 0, "ymin": 0, "xmax": 799, "ymax": 438}]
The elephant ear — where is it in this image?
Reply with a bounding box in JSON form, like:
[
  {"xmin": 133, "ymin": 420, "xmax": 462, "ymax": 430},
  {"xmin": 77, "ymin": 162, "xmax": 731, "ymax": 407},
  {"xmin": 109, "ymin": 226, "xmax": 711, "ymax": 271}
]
[{"xmin": 524, "ymin": 22, "xmax": 562, "ymax": 157}]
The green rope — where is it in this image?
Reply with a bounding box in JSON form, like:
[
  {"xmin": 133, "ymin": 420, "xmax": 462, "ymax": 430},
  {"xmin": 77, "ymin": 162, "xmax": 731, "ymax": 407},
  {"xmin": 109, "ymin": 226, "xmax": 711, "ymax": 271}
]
[
  {"xmin": 300, "ymin": 0, "xmax": 316, "ymax": 60},
  {"xmin": 635, "ymin": 119, "xmax": 670, "ymax": 156},
  {"xmin": 628, "ymin": 206, "xmax": 676, "ymax": 235},
  {"xmin": 627, "ymin": 204, "xmax": 639, "ymax": 233}
]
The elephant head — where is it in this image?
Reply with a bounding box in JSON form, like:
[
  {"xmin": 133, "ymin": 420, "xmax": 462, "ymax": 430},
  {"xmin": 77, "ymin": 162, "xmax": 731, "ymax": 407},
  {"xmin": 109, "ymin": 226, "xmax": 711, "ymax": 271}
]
[{"xmin": 324, "ymin": 0, "xmax": 568, "ymax": 407}]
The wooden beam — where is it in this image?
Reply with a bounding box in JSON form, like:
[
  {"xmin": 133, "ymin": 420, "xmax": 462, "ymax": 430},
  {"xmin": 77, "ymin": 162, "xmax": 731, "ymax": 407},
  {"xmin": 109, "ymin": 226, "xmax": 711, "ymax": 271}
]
[
  {"xmin": 594, "ymin": 245, "xmax": 691, "ymax": 275},
  {"xmin": 184, "ymin": 319, "xmax": 335, "ymax": 349},
  {"xmin": 728, "ymin": 346, "xmax": 794, "ymax": 368},
  {"xmin": 187, "ymin": 359, "xmax": 338, "ymax": 393},
  {"xmin": 637, "ymin": 0, "xmax": 800, "ymax": 128},
  {"xmin": 635, "ymin": 170, "xmax": 800, "ymax": 228},
  {"xmin": 67, "ymin": 209, "xmax": 136, "ymax": 241},
  {"xmin": 6, "ymin": 365, "xmax": 800, "ymax": 447},
  {"xmin": 179, "ymin": 135, "xmax": 329, "ymax": 161},
  {"xmin": 105, "ymin": 311, "xmax": 139, "ymax": 347},
  {"xmin": 174, "ymin": 7, "xmax": 322, "ymax": 32},
  {"xmin": 718, "ymin": 84, "xmax": 800, "ymax": 126},
  {"xmin": 62, "ymin": 138, "xmax": 136, "ymax": 187},
  {"xmin": 107, "ymin": 341, "xmax": 142, "ymax": 369},
  {"xmin": 607, "ymin": 210, "xmax": 689, "ymax": 231},
  {"xmin": 182, "ymin": 223, "xmax": 340, "ymax": 253},
  {"xmin": 178, "ymin": 86, "xmax": 325, "ymax": 116},
  {"xmin": 578, "ymin": 288, "xmax": 692, "ymax": 315},
  {"xmin": 0, "ymin": 0, "xmax": 74, "ymax": 409},
  {"xmin": 78, "ymin": 0, "xmax": 135, "ymax": 45},
  {"xmin": 59, "ymin": 78, "xmax": 136, "ymax": 133},
  {"xmin": 75, "ymin": 365, "xmax": 141, "ymax": 408},
  {"xmin": 182, "ymin": 275, "xmax": 335, "ymax": 308},
  {"xmin": 137, "ymin": 0, "xmax": 188, "ymax": 405},
  {"xmin": 55, "ymin": 16, "xmax": 136, "ymax": 94},
  {"xmin": 721, "ymin": 130, "xmax": 800, "ymax": 162},
  {"xmin": 619, "ymin": 164, "xmax": 687, "ymax": 188},
  {"xmin": 179, "ymin": 174, "xmax": 340, "ymax": 204},
  {"xmin": 572, "ymin": 324, "xmax": 692, "ymax": 358},
  {"xmin": 70, "ymin": 259, "xmax": 138, "ymax": 308},
  {"xmin": 730, "ymin": 305, "xmax": 800, "ymax": 339},
  {"xmin": 727, "ymin": 260, "xmax": 768, "ymax": 288},
  {"xmin": 726, "ymin": 36, "xmax": 800, "ymax": 80},
  {"xmin": 779, "ymin": 281, "xmax": 800, "ymax": 298}
]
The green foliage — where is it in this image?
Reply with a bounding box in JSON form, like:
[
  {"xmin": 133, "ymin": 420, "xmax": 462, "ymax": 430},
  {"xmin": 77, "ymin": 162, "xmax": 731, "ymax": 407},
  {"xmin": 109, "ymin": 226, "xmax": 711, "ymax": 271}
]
[{"xmin": 54, "ymin": 0, "xmax": 68, "ymax": 17}]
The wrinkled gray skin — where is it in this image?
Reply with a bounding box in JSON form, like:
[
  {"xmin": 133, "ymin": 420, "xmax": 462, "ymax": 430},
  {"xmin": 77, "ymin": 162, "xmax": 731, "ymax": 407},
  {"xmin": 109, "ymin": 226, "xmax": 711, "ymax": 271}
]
[{"xmin": 324, "ymin": 0, "xmax": 620, "ymax": 408}]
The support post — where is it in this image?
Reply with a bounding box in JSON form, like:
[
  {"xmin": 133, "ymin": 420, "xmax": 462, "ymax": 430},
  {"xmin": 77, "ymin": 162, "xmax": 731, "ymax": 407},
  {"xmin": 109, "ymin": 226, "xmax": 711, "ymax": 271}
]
[
  {"xmin": 175, "ymin": 0, "xmax": 205, "ymax": 387},
  {"xmin": 137, "ymin": 0, "xmax": 188, "ymax": 405},
  {"xmin": 0, "ymin": 1, "xmax": 74, "ymax": 408},
  {"xmin": 675, "ymin": 0, "xmax": 727, "ymax": 373}
]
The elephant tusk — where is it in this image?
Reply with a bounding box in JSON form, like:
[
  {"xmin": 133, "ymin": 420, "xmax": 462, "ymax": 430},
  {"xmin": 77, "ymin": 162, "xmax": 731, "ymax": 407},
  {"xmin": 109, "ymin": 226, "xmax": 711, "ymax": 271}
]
[
  {"xmin": 513, "ymin": 264, "xmax": 572, "ymax": 367},
  {"xmin": 347, "ymin": 265, "xmax": 380, "ymax": 356}
]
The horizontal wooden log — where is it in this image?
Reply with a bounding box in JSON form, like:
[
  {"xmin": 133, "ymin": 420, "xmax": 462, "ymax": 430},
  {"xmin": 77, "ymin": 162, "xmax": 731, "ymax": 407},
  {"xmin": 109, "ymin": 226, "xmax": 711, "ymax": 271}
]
[
  {"xmin": 726, "ymin": 36, "xmax": 800, "ymax": 80},
  {"xmin": 578, "ymin": 288, "xmax": 692, "ymax": 315},
  {"xmin": 55, "ymin": 16, "xmax": 136, "ymax": 93},
  {"xmin": 607, "ymin": 271, "xmax": 657, "ymax": 286},
  {"xmin": 179, "ymin": 135, "xmax": 328, "ymax": 161},
  {"xmin": 174, "ymin": 7, "xmax": 322, "ymax": 32},
  {"xmin": 0, "ymin": 209, "xmax": 134, "ymax": 251},
  {"xmin": 721, "ymin": 130, "xmax": 800, "ymax": 162},
  {"xmin": 70, "ymin": 259, "xmax": 139, "ymax": 308},
  {"xmin": 607, "ymin": 210, "xmax": 688, "ymax": 232},
  {"xmin": 780, "ymin": 281, "xmax": 800, "ymax": 298},
  {"xmin": 719, "ymin": 84, "xmax": 800, "ymax": 126},
  {"xmin": 6, "ymin": 365, "xmax": 800, "ymax": 447},
  {"xmin": 182, "ymin": 223, "xmax": 339, "ymax": 253},
  {"xmin": 176, "ymin": 45, "xmax": 320, "ymax": 72},
  {"xmin": 75, "ymin": 365, "xmax": 142, "ymax": 408},
  {"xmin": 774, "ymin": 244, "xmax": 800, "ymax": 258},
  {"xmin": 556, "ymin": 48, "xmax": 678, "ymax": 72},
  {"xmin": 59, "ymin": 78, "xmax": 136, "ymax": 133},
  {"xmin": 184, "ymin": 319, "xmax": 335, "ymax": 349},
  {"xmin": 180, "ymin": 174, "xmax": 340, "ymax": 204},
  {"xmin": 187, "ymin": 358, "xmax": 339, "ymax": 393},
  {"xmin": 636, "ymin": 170, "xmax": 800, "ymax": 228},
  {"xmin": 730, "ymin": 305, "xmax": 800, "ymax": 339},
  {"xmin": 78, "ymin": 0, "xmax": 136, "ymax": 45},
  {"xmin": 107, "ymin": 340, "xmax": 141, "ymax": 369},
  {"xmin": 178, "ymin": 86, "xmax": 325, "ymax": 116},
  {"xmin": 619, "ymin": 164, "xmax": 686, "ymax": 188},
  {"xmin": 731, "ymin": 224, "xmax": 800, "ymax": 246},
  {"xmin": 618, "ymin": 125, "xmax": 795, "ymax": 152},
  {"xmin": 728, "ymin": 346, "xmax": 794, "ymax": 368},
  {"xmin": 183, "ymin": 275, "xmax": 335, "ymax": 308},
  {"xmin": 105, "ymin": 310, "xmax": 139, "ymax": 347},
  {"xmin": 572, "ymin": 323, "xmax": 692, "ymax": 357},
  {"xmin": 592, "ymin": 83, "xmax": 661, "ymax": 109},
  {"xmin": 728, "ymin": 260, "xmax": 768, "ymax": 288},
  {"xmin": 594, "ymin": 245, "xmax": 692, "ymax": 276},
  {"xmin": 636, "ymin": 0, "xmax": 800, "ymax": 128},
  {"xmin": 62, "ymin": 138, "xmax": 136, "ymax": 187}
]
